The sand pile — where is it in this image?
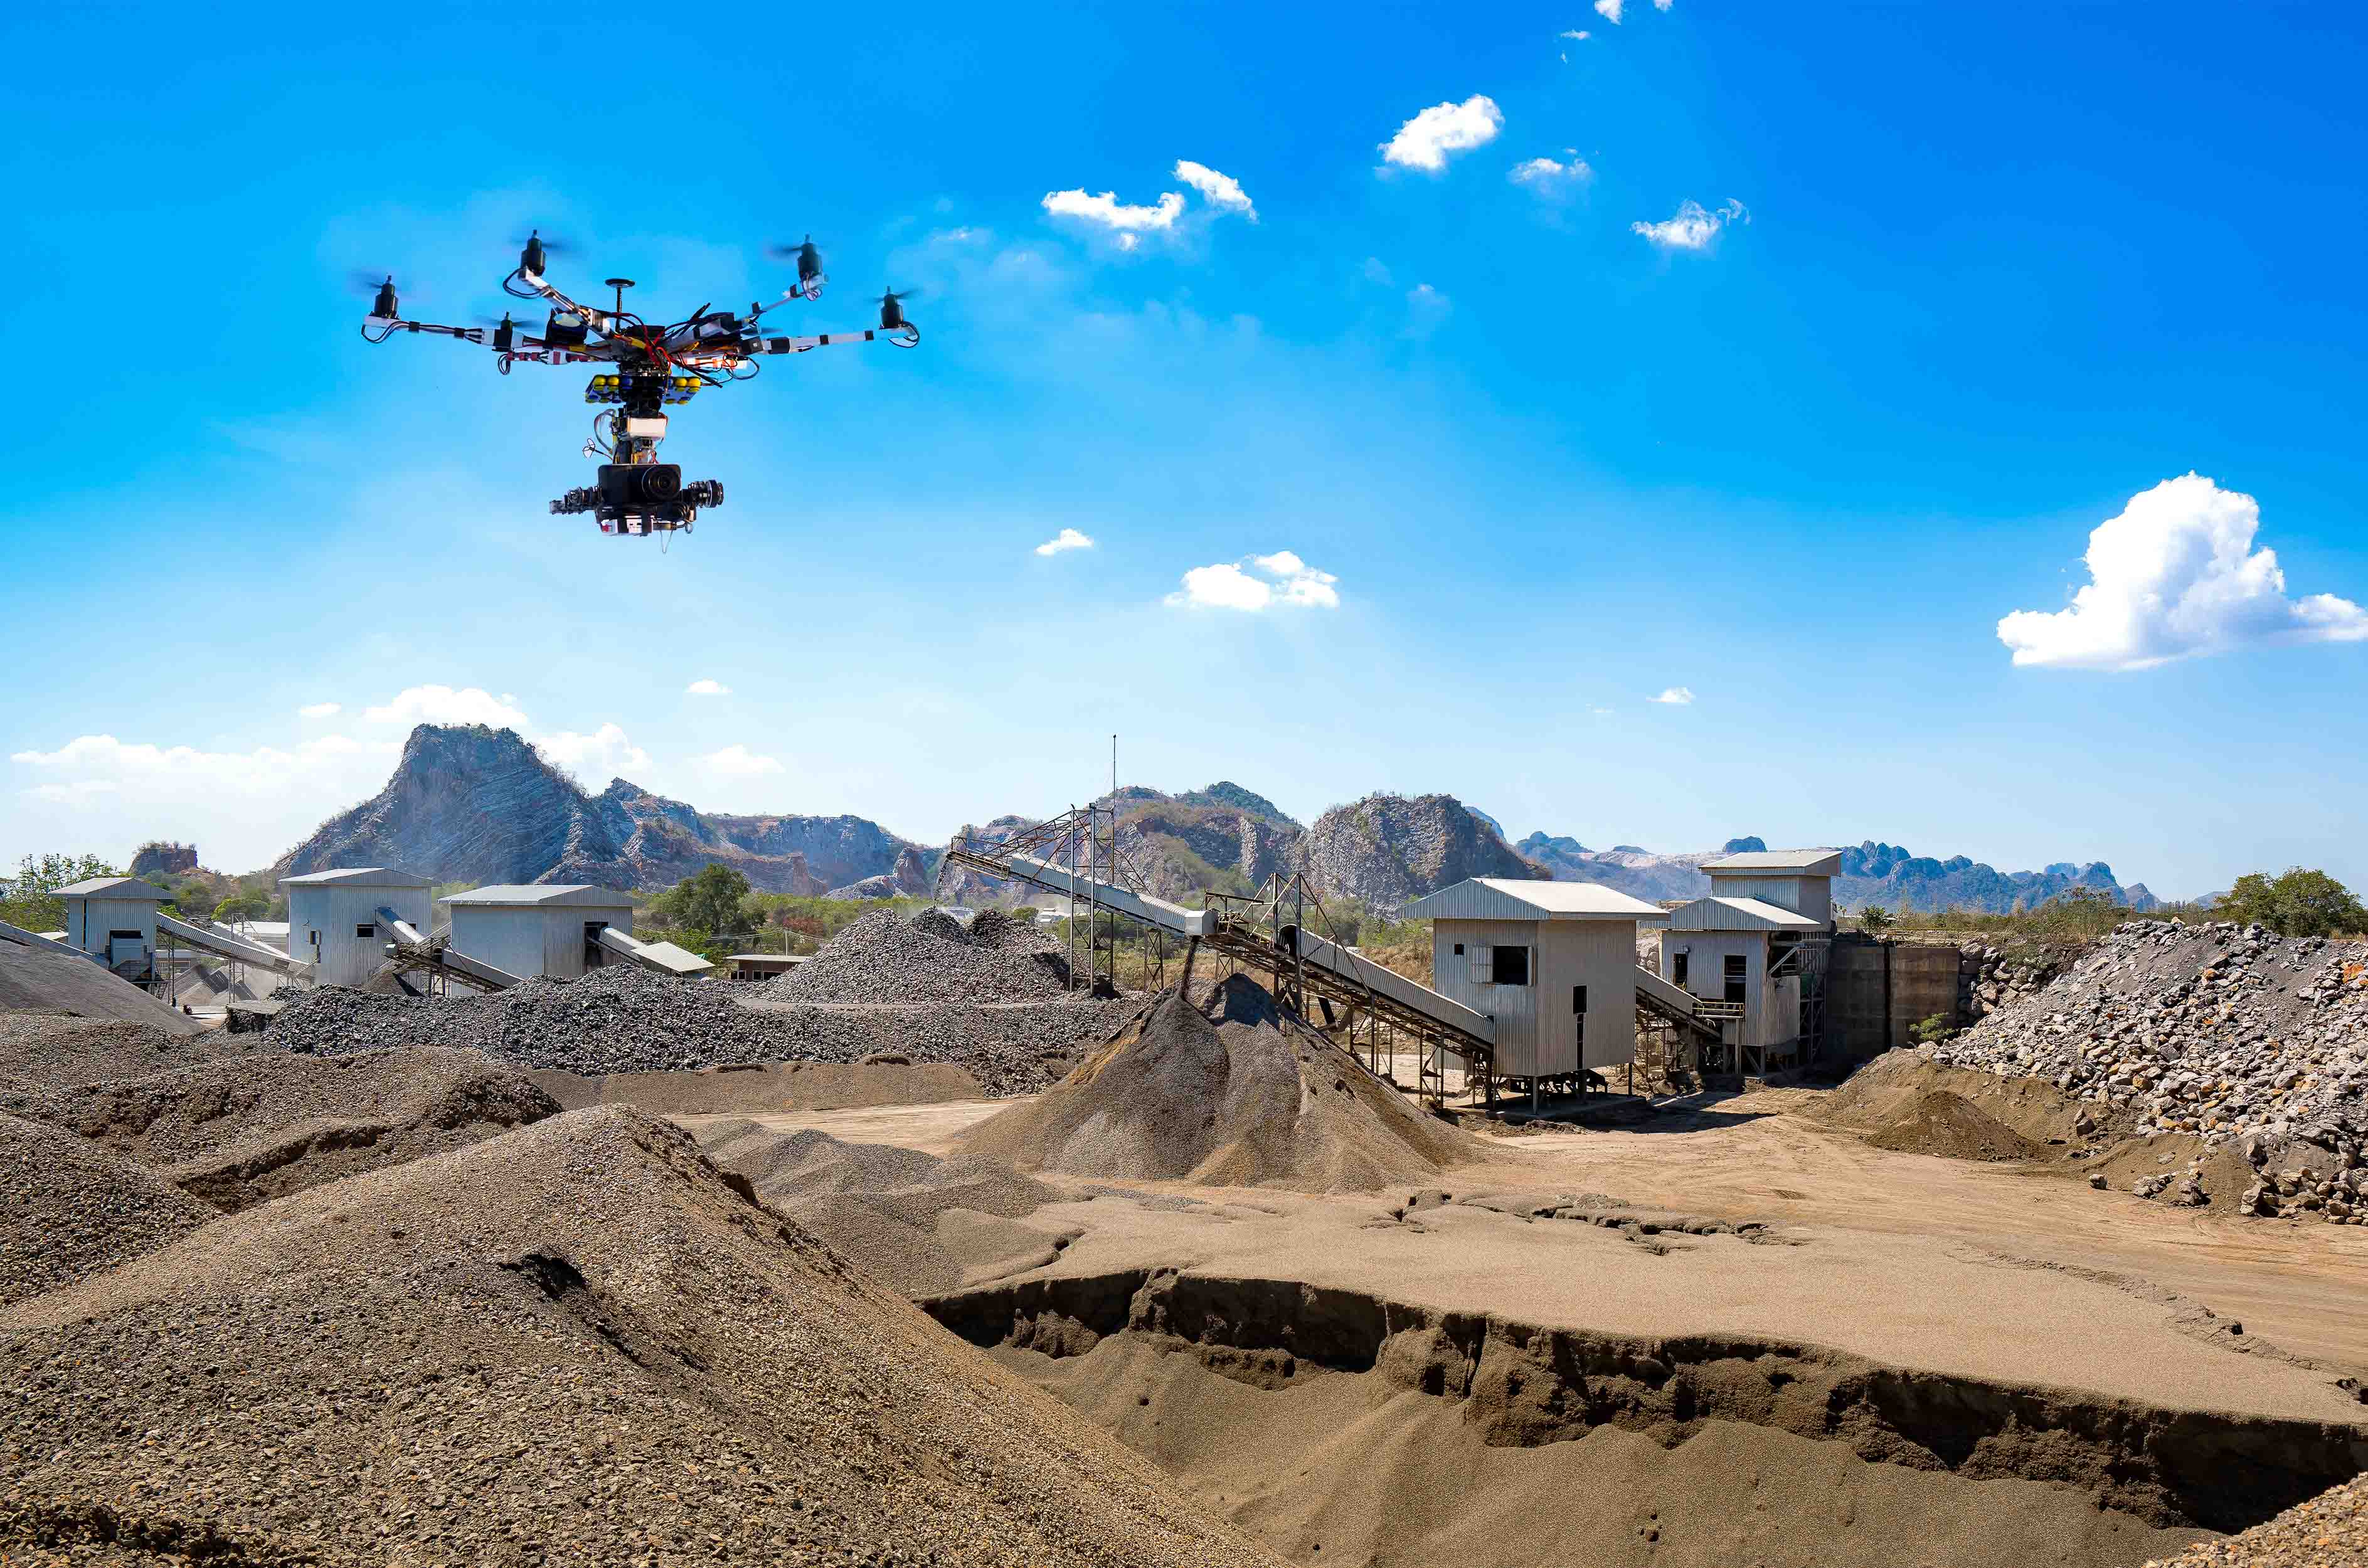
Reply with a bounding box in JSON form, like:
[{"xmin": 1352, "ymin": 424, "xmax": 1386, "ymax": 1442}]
[
  {"xmin": 10, "ymin": 1046, "xmax": 557, "ymax": 1212},
  {"xmin": 0, "ymin": 1111, "xmax": 215, "ymax": 1308},
  {"xmin": 2145, "ymin": 1472, "xmax": 2368, "ymax": 1565},
  {"xmin": 0, "ymin": 1107, "xmax": 1282, "ymax": 1568},
  {"xmin": 694, "ymin": 1122, "xmax": 1064, "ymax": 1293},
  {"xmin": 772, "ymin": 906, "xmax": 1072, "ymax": 1003},
  {"xmin": 0, "ymin": 1015, "xmax": 263, "ymax": 1090},
  {"xmin": 957, "ymin": 974, "xmax": 1481, "ymax": 1192},
  {"xmin": 0, "ymin": 934, "xmax": 203, "ymax": 1033},
  {"xmin": 1865, "ymin": 1089, "xmax": 2048, "ymax": 1162}
]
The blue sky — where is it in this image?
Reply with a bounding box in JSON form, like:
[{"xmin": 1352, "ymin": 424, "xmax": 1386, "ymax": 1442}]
[{"xmin": 6, "ymin": 3, "xmax": 2367, "ymax": 898}]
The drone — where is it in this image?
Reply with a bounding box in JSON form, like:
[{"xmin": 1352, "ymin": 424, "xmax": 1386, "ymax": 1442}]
[{"xmin": 360, "ymin": 231, "xmax": 920, "ymax": 536}]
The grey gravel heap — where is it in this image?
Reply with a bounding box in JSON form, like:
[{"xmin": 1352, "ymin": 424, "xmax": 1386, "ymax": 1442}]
[
  {"xmin": 770, "ymin": 908, "xmax": 1070, "ymax": 1004},
  {"xmin": 267, "ymin": 960, "xmax": 1127, "ymax": 1095},
  {"xmin": 1924, "ymin": 919, "xmax": 2368, "ymax": 1222}
]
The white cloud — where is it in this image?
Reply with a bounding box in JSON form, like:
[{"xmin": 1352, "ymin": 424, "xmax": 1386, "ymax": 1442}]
[
  {"xmin": 1361, "ymin": 257, "xmax": 1395, "ymax": 287},
  {"xmin": 1649, "ymin": 687, "xmax": 1696, "ymax": 705},
  {"xmin": 1511, "ymin": 155, "xmax": 1593, "ymax": 197},
  {"xmin": 1632, "ymin": 198, "xmax": 1749, "ymax": 251},
  {"xmin": 699, "ymin": 743, "xmax": 785, "ymax": 778},
  {"xmin": 1997, "ymin": 474, "xmax": 2368, "ymax": 671},
  {"xmin": 1594, "ymin": 0, "xmax": 1623, "ymax": 21},
  {"xmin": 1041, "ymin": 187, "xmax": 1186, "ymax": 240},
  {"xmin": 1167, "ymin": 552, "xmax": 1341, "ymax": 611},
  {"xmin": 1560, "ymin": 28, "xmax": 1591, "ymax": 40},
  {"xmin": 297, "ymin": 701, "xmax": 341, "ymax": 719},
  {"xmin": 1590, "ymin": 706, "xmax": 1615, "ymax": 716},
  {"xmin": 1035, "ymin": 527, "xmax": 1095, "ymax": 556},
  {"xmin": 1174, "ymin": 160, "xmax": 1256, "ymax": 220},
  {"xmin": 1657, "ymin": 0, "xmax": 1674, "ymax": 9},
  {"xmin": 1404, "ymin": 282, "xmax": 1452, "ymax": 338},
  {"xmin": 11, "ymin": 732, "xmax": 403, "ymax": 805},
  {"xmin": 1379, "ymin": 95, "xmax": 1504, "ymax": 173},
  {"xmin": 361, "ymin": 684, "xmax": 530, "ymax": 729},
  {"xmin": 531, "ymin": 723, "xmax": 650, "ymax": 780},
  {"xmin": 684, "ymin": 678, "xmax": 731, "ymax": 696}
]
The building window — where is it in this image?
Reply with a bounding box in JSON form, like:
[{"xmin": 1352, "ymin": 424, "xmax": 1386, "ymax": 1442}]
[
  {"xmin": 1574, "ymin": 984, "xmax": 1588, "ymax": 1045},
  {"xmin": 1723, "ymin": 953, "xmax": 1747, "ymax": 1005},
  {"xmin": 1452, "ymin": 942, "xmax": 1465, "ymax": 956},
  {"xmin": 355, "ymin": 923, "xmax": 376, "ymax": 940},
  {"xmin": 1493, "ymin": 945, "xmax": 1531, "ymax": 987},
  {"xmin": 1672, "ymin": 952, "xmax": 1689, "ymax": 988}
]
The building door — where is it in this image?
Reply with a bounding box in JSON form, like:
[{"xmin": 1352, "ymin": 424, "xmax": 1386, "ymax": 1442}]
[
  {"xmin": 1572, "ymin": 985, "xmax": 1587, "ymax": 1054},
  {"xmin": 1723, "ymin": 954, "xmax": 1748, "ymax": 1004},
  {"xmin": 1672, "ymin": 951, "xmax": 1689, "ymax": 990}
]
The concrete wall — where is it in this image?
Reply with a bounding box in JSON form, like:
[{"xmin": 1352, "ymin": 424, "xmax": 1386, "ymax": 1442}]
[
  {"xmin": 1825, "ymin": 936, "xmax": 1963, "ymax": 1062},
  {"xmin": 290, "ymin": 884, "xmax": 431, "ymax": 987},
  {"xmin": 449, "ymin": 903, "xmax": 629, "ymax": 981},
  {"xmin": 1432, "ymin": 917, "xmax": 1638, "ymax": 1076}
]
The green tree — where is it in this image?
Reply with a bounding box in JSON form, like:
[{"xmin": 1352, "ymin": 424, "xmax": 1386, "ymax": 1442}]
[
  {"xmin": 2216, "ymin": 867, "xmax": 2367, "ymax": 938},
  {"xmin": 1910, "ymin": 1012, "xmax": 1955, "ymax": 1045},
  {"xmin": 212, "ymin": 890, "xmax": 270, "ymax": 924},
  {"xmin": 671, "ymin": 863, "xmax": 753, "ymax": 938},
  {"xmin": 0, "ymin": 851, "xmax": 117, "ymax": 931},
  {"xmin": 1856, "ymin": 904, "xmax": 1893, "ymax": 932}
]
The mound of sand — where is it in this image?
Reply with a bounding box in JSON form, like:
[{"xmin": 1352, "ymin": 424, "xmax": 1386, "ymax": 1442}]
[
  {"xmin": 693, "ymin": 1122, "xmax": 1064, "ymax": 1294},
  {"xmin": 0, "ymin": 935, "xmax": 203, "ymax": 1033},
  {"xmin": 0, "ymin": 1014, "xmax": 264, "ymax": 1091},
  {"xmin": 0, "ymin": 1111, "xmax": 215, "ymax": 1308},
  {"xmin": 0, "ymin": 1108, "xmax": 1282, "ymax": 1568},
  {"xmin": 956, "ymin": 974, "xmax": 1481, "ymax": 1193},
  {"xmin": 15, "ymin": 1047, "xmax": 558, "ymax": 1212},
  {"xmin": 1866, "ymin": 1089, "xmax": 2048, "ymax": 1162}
]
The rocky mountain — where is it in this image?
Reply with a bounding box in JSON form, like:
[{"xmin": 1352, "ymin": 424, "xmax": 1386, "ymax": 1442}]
[
  {"xmin": 1304, "ymin": 792, "xmax": 1547, "ymax": 907},
  {"xmin": 272, "ymin": 726, "xmax": 925, "ymax": 894},
  {"xmin": 1510, "ymin": 828, "xmax": 2157, "ymax": 913},
  {"xmin": 935, "ymin": 785, "xmax": 1306, "ymax": 907}
]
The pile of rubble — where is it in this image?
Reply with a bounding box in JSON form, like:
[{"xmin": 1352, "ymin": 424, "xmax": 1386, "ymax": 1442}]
[
  {"xmin": 1958, "ymin": 941, "xmax": 2074, "ymax": 1023},
  {"xmin": 1922, "ymin": 920, "xmax": 2368, "ymax": 1221},
  {"xmin": 770, "ymin": 908, "xmax": 1070, "ymax": 1004}
]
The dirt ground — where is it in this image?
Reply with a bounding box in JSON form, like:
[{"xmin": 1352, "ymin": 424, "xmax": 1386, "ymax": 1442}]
[{"xmin": 692, "ymin": 1083, "xmax": 2368, "ymax": 1417}]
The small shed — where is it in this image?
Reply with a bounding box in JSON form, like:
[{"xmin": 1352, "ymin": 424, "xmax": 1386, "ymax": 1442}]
[
  {"xmin": 1399, "ymin": 878, "xmax": 1669, "ymax": 1081},
  {"xmin": 444, "ymin": 885, "xmax": 634, "ymax": 982},
  {"xmin": 1699, "ymin": 849, "xmax": 1840, "ymax": 925},
  {"xmin": 58, "ymin": 876, "xmax": 168, "ymax": 978},
  {"xmin": 1660, "ymin": 849, "xmax": 1840, "ymax": 1074},
  {"xmin": 281, "ymin": 867, "xmax": 433, "ymax": 987}
]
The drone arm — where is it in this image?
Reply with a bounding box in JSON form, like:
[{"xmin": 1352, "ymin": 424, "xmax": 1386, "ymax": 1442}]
[
  {"xmin": 750, "ymin": 324, "xmax": 921, "ymax": 355},
  {"xmin": 361, "ymin": 315, "xmax": 488, "ymax": 345},
  {"xmin": 512, "ymin": 267, "xmax": 620, "ymax": 334}
]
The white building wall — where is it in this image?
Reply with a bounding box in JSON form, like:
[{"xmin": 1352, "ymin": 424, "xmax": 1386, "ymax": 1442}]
[
  {"xmin": 290, "ymin": 884, "xmax": 431, "ymax": 987},
  {"xmin": 66, "ymin": 897, "xmax": 159, "ymax": 964},
  {"xmin": 1657, "ymin": 929, "xmax": 1806, "ymax": 1051},
  {"xmin": 449, "ymin": 903, "xmax": 630, "ymax": 980},
  {"xmin": 1704, "ymin": 873, "xmax": 1833, "ymax": 926},
  {"xmin": 1433, "ymin": 917, "xmax": 1640, "ymax": 1077}
]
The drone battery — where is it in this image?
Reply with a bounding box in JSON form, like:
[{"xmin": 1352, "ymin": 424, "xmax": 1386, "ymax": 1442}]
[
  {"xmin": 621, "ymin": 415, "xmax": 669, "ymax": 442},
  {"xmin": 543, "ymin": 310, "xmax": 589, "ymax": 351}
]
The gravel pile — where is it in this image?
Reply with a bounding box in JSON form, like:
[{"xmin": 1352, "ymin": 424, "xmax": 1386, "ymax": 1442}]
[
  {"xmin": 958, "ymin": 973, "xmax": 1482, "ymax": 1192},
  {"xmin": 2143, "ymin": 1471, "xmax": 2368, "ymax": 1565},
  {"xmin": 0, "ymin": 1107, "xmax": 1283, "ymax": 1568},
  {"xmin": 0, "ymin": 937, "xmax": 203, "ymax": 1034},
  {"xmin": 1923, "ymin": 920, "xmax": 2368, "ymax": 1221},
  {"xmin": 771, "ymin": 907, "xmax": 1071, "ymax": 1004},
  {"xmin": 269, "ymin": 961, "xmax": 1130, "ymax": 1095},
  {"xmin": 0, "ymin": 1015, "xmax": 265, "ymax": 1091},
  {"xmin": 11, "ymin": 1047, "xmax": 557, "ymax": 1213},
  {"xmin": 0, "ymin": 1111, "xmax": 215, "ymax": 1308}
]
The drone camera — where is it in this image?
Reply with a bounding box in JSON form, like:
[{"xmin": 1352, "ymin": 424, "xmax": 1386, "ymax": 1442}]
[{"xmin": 600, "ymin": 463, "xmax": 682, "ymax": 507}]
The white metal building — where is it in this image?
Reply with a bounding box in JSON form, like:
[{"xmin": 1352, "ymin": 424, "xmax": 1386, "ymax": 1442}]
[
  {"xmin": 58, "ymin": 876, "xmax": 168, "ymax": 978},
  {"xmin": 281, "ymin": 867, "xmax": 433, "ymax": 987},
  {"xmin": 1655, "ymin": 849, "xmax": 1839, "ymax": 1071},
  {"xmin": 445, "ymin": 884, "xmax": 634, "ymax": 981},
  {"xmin": 1399, "ymin": 878, "xmax": 1669, "ymax": 1080}
]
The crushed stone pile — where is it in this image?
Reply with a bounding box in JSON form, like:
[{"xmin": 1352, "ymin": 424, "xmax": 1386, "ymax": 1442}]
[
  {"xmin": 4, "ymin": 1046, "xmax": 557, "ymax": 1212},
  {"xmin": 0, "ymin": 1111, "xmax": 215, "ymax": 1307},
  {"xmin": 0, "ymin": 936, "xmax": 203, "ymax": 1034},
  {"xmin": 1864, "ymin": 1089, "xmax": 2047, "ymax": 1162},
  {"xmin": 270, "ymin": 960, "xmax": 1125, "ymax": 1095},
  {"xmin": 1921, "ymin": 919, "xmax": 2368, "ymax": 1222},
  {"xmin": 0, "ymin": 1015, "xmax": 264, "ymax": 1090},
  {"xmin": 693, "ymin": 1122, "xmax": 1063, "ymax": 1295},
  {"xmin": 2143, "ymin": 1471, "xmax": 2368, "ymax": 1566},
  {"xmin": 0, "ymin": 1107, "xmax": 1282, "ymax": 1568},
  {"xmin": 771, "ymin": 906, "xmax": 1072, "ymax": 1004},
  {"xmin": 957, "ymin": 973, "xmax": 1483, "ymax": 1192}
]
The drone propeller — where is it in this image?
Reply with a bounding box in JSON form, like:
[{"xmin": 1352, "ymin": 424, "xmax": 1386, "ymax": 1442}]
[
  {"xmin": 509, "ymin": 228, "xmax": 571, "ymax": 255},
  {"xmin": 511, "ymin": 228, "xmax": 571, "ymax": 279},
  {"xmin": 877, "ymin": 286, "xmax": 920, "ymax": 331},
  {"xmin": 767, "ymin": 235, "xmax": 827, "ymax": 287},
  {"xmin": 349, "ymin": 271, "xmax": 410, "ymax": 319}
]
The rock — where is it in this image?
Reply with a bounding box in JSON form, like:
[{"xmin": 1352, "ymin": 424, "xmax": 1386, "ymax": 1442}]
[{"xmin": 2088, "ymin": 1172, "xmax": 2109, "ymax": 1190}]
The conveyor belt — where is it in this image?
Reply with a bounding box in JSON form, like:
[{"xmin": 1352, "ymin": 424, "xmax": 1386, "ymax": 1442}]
[
  {"xmin": 155, "ymin": 912, "xmax": 314, "ymax": 981},
  {"xmin": 1633, "ymin": 963, "xmax": 1726, "ymax": 1043}
]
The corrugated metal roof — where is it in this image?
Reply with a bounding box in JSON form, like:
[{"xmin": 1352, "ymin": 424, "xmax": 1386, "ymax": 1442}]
[
  {"xmin": 1400, "ymin": 877, "xmax": 1668, "ymax": 922},
  {"xmin": 443, "ymin": 884, "xmax": 630, "ymax": 908},
  {"xmin": 56, "ymin": 877, "xmax": 168, "ymax": 900},
  {"xmin": 1702, "ymin": 849, "xmax": 1842, "ymax": 876},
  {"xmin": 1663, "ymin": 896, "xmax": 1824, "ymax": 932},
  {"xmin": 279, "ymin": 867, "xmax": 434, "ymax": 888}
]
